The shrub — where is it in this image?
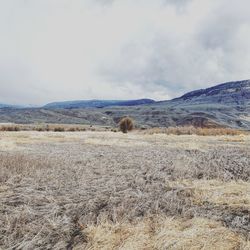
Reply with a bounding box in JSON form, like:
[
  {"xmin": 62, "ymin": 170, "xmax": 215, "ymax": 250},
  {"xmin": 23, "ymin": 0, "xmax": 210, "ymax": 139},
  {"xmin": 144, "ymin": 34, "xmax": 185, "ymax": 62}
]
[
  {"xmin": 67, "ymin": 127, "xmax": 76, "ymax": 132},
  {"xmin": 0, "ymin": 126, "xmax": 20, "ymax": 131},
  {"xmin": 119, "ymin": 117, "xmax": 134, "ymax": 133},
  {"xmin": 35, "ymin": 127, "xmax": 44, "ymax": 132},
  {"xmin": 54, "ymin": 127, "xmax": 65, "ymax": 132}
]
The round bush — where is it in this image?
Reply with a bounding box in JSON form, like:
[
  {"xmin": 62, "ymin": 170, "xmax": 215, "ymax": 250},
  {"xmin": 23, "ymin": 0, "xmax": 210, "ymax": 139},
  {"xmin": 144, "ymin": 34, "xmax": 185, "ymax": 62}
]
[{"xmin": 119, "ymin": 117, "xmax": 134, "ymax": 133}]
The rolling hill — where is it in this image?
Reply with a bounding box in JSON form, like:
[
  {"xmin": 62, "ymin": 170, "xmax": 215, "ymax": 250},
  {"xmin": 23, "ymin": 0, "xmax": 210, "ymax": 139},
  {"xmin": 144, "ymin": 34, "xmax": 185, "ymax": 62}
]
[
  {"xmin": 163, "ymin": 79, "xmax": 250, "ymax": 107},
  {"xmin": 44, "ymin": 99, "xmax": 155, "ymax": 109},
  {"xmin": 0, "ymin": 80, "xmax": 250, "ymax": 129}
]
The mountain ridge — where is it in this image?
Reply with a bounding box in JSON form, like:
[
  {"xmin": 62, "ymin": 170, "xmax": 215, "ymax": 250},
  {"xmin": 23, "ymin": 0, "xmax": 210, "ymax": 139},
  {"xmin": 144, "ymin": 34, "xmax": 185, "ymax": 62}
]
[
  {"xmin": 43, "ymin": 99, "xmax": 155, "ymax": 109},
  {"xmin": 0, "ymin": 103, "xmax": 21, "ymax": 108},
  {"xmin": 2, "ymin": 79, "xmax": 250, "ymax": 109},
  {"xmin": 168, "ymin": 79, "xmax": 250, "ymax": 106},
  {"xmin": 0, "ymin": 80, "xmax": 250, "ymax": 129}
]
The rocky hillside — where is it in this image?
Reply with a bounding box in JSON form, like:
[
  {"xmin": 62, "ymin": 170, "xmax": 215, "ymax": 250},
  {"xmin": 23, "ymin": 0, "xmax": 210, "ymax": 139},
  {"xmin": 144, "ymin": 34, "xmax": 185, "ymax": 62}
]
[
  {"xmin": 101, "ymin": 80, "xmax": 250, "ymax": 129},
  {"xmin": 168, "ymin": 80, "xmax": 250, "ymax": 106},
  {"xmin": 0, "ymin": 80, "xmax": 250, "ymax": 129}
]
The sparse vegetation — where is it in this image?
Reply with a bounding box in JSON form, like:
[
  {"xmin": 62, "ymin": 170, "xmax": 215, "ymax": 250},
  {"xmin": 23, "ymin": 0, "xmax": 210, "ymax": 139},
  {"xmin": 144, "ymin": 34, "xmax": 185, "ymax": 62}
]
[
  {"xmin": 68, "ymin": 127, "xmax": 76, "ymax": 132},
  {"xmin": 0, "ymin": 125, "xmax": 20, "ymax": 131},
  {"xmin": 0, "ymin": 123, "xmax": 248, "ymax": 137},
  {"xmin": 119, "ymin": 117, "xmax": 134, "ymax": 133},
  {"xmin": 144, "ymin": 126, "xmax": 247, "ymax": 136},
  {"xmin": 0, "ymin": 123, "xmax": 101, "ymax": 132},
  {"xmin": 53, "ymin": 126, "xmax": 65, "ymax": 132}
]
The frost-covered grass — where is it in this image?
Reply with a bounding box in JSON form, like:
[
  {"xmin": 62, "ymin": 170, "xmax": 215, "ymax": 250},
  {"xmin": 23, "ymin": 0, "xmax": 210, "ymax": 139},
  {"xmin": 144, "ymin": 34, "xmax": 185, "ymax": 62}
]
[{"xmin": 0, "ymin": 131, "xmax": 249, "ymax": 249}]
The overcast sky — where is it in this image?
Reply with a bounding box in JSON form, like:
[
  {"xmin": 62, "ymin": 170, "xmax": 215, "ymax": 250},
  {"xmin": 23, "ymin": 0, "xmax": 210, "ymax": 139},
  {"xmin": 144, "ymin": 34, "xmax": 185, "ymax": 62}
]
[{"xmin": 0, "ymin": 0, "xmax": 250, "ymax": 105}]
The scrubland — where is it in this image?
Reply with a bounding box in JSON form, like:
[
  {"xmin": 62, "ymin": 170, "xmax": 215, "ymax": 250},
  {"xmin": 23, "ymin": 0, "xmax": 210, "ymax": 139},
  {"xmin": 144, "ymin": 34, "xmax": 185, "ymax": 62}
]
[{"xmin": 0, "ymin": 130, "xmax": 249, "ymax": 249}]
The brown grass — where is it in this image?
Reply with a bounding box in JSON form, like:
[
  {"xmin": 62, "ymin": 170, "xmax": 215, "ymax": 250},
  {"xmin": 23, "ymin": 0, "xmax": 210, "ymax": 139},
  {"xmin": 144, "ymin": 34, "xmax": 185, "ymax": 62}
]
[
  {"xmin": 0, "ymin": 123, "xmax": 100, "ymax": 132},
  {"xmin": 53, "ymin": 126, "xmax": 65, "ymax": 132},
  {"xmin": 0, "ymin": 132, "xmax": 249, "ymax": 249},
  {"xmin": 84, "ymin": 217, "xmax": 249, "ymax": 250},
  {"xmin": 143, "ymin": 126, "xmax": 247, "ymax": 136},
  {"xmin": 0, "ymin": 125, "xmax": 20, "ymax": 131},
  {"xmin": 166, "ymin": 179, "xmax": 250, "ymax": 210},
  {"xmin": 0, "ymin": 123, "xmax": 247, "ymax": 136}
]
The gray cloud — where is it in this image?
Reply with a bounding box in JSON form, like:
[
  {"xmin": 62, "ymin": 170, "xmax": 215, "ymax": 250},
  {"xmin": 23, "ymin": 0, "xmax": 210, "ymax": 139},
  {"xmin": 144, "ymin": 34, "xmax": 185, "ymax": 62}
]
[
  {"xmin": 92, "ymin": 0, "xmax": 115, "ymax": 5},
  {"xmin": 99, "ymin": 0, "xmax": 250, "ymax": 95},
  {"xmin": 0, "ymin": 0, "xmax": 249, "ymax": 105}
]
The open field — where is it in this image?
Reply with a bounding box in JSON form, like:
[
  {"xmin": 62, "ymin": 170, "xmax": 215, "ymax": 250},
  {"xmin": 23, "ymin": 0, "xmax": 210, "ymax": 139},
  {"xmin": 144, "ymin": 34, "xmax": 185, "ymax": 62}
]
[
  {"xmin": 0, "ymin": 122, "xmax": 248, "ymax": 135},
  {"xmin": 0, "ymin": 131, "xmax": 249, "ymax": 249}
]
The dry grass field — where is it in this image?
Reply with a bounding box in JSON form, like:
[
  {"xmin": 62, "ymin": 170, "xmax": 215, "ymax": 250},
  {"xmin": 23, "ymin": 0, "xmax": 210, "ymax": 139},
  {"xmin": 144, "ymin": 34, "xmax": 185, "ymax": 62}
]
[{"xmin": 0, "ymin": 130, "xmax": 249, "ymax": 249}]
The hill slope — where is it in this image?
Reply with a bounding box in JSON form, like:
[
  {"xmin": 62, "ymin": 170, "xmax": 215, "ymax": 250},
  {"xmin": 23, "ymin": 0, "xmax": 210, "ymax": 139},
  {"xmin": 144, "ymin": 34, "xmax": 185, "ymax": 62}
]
[
  {"xmin": 100, "ymin": 80, "xmax": 250, "ymax": 129},
  {"xmin": 145, "ymin": 79, "xmax": 250, "ymax": 128},
  {"xmin": 44, "ymin": 99, "xmax": 155, "ymax": 109},
  {"xmin": 168, "ymin": 80, "xmax": 250, "ymax": 107},
  {"xmin": 0, "ymin": 80, "xmax": 250, "ymax": 129}
]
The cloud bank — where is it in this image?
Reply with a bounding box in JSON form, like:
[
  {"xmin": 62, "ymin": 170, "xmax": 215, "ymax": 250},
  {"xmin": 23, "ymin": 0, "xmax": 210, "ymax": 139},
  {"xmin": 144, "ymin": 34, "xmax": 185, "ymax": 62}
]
[{"xmin": 0, "ymin": 0, "xmax": 250, "ymax": 105}]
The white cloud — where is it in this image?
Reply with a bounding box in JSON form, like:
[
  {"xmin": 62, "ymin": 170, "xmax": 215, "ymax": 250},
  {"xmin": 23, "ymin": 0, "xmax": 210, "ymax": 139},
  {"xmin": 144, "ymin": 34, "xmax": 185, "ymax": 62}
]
[{"xmin": 0, "ymin": 0, "xmax": 249, "ymax": 105}]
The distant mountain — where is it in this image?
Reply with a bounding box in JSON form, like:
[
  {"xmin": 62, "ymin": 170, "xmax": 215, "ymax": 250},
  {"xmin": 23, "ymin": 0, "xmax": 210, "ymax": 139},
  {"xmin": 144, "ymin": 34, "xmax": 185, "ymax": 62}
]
[
  {"xmin": 0, "ymin": 104, "xmax": 8, "ymax": 108},
  {"xmin": 165, "ymin": 80, "xmax": 250, "ymax": 107},
  {"xmin": 44, "ymin": 99, "xmax": 155, "ymax": 109},
  {"xmin": 0, "ymin": 103, "xmax": 20, "ymax": 108},
  {"xmin": 0, "ymin": 80, "xmax": 249, "ymax": 129}
]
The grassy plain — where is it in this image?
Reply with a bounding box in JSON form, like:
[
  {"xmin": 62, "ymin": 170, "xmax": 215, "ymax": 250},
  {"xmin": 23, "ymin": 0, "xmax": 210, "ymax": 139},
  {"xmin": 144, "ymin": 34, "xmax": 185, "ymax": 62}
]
[{"xmin": 0, "ymin": 130, "xmax": 249, "ymax": 249}]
